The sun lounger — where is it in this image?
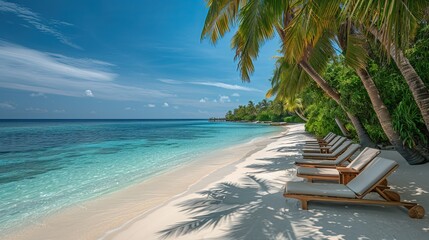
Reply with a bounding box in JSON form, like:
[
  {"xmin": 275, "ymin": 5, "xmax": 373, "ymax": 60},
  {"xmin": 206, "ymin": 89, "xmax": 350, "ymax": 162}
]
[
  {"xmin": 305, "ymin": 134, "xmax": 338, "ymax": 148},
  {"xmin": 302, "ymin": 140, "xmax": 352, "ymax": 160},
  {"xmin": 295, "ymin": 143, "xmax": 359, "ymax": 167},
  {"xmin": 303, "ymin": 136, "xmax": 346, "ymax": 153},
  {"xmin": 284, "ymin": 157, "xmax": 425, "ymax": 218},
  {"xmin": 305, "ymin": 132, "xmax": 334, "ymax": 143},
  {"xmin": 305, "ymin": 132, "xmax": 336, "ymax": 146},
  {"xmin": 297, "ymin": 147, "xmax": 380, "ymax": 183},
  {"xmin": 304, "ymin": 135, "xmax": 341, "ymax": 149}
]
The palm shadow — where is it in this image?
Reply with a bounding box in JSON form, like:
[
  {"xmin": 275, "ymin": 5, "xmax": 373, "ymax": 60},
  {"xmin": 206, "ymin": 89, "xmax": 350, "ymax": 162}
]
[
  {"xmin": 246, "ymin": 156, "xmax": 300, "ymax": 174},
  {"xmin": 158, "ymin": 175, "xmax": 297, "ymax": 239}
]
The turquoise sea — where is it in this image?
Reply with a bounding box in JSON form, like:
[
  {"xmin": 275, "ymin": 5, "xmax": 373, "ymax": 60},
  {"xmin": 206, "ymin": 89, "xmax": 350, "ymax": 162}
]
[{"xmin": 0, "ymin": 119, "xmax": 280, "ymax": 233}]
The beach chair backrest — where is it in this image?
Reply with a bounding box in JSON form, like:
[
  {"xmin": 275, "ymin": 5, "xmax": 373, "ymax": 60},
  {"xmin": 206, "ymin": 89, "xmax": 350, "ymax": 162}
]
[
  {"xmin": 325, "ymin": 133, "xmax": 336, "ymax": 142},
  {"xmin": 331, "ymin": 140, "xmax": 352, "ymax": 156},
  {"xmin": 324, "ymin": 132, "xmax": 332, "ymax": 139},
  {"xmin": 329, "ymin": 137, "xmax": 347, "ymax": 151},
  {"xmin": 332, "ymin": 143, "xmax": 360, "ymax": 164},
  {"xmin": 327, "ymin": 136, "xmax": 342, "ymax": 146},
  {"xmin": 347, "ymin": 147, "xmax": 381, "ymax": 171},
  {"xmin": 347, "ymin": 157, "xmax": 398, "ymax": 196}
]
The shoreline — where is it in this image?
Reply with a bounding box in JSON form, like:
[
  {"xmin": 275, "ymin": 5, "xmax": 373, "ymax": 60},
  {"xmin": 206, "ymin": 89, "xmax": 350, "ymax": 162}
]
[{"xmin": 2, "ymin": 126, "xmax": 287, "ymax": 240}]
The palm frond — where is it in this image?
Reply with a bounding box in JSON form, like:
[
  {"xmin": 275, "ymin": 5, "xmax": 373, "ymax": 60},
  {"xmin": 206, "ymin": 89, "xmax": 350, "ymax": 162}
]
[{"xmin": 201, "ymin": 0, "xmax": 246, "ymax": 44}]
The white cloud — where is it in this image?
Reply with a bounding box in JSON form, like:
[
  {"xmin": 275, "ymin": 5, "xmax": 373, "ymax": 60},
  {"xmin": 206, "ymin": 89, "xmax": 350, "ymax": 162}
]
[
  {"xmin": 163, "ymin": 102, "xmax": 169, "ymax": 107},
  {"xmin": 85, "ymin": 89, "xmax": 94, "ymax": 97},
  {"xmin": 53, "ymin": 109, "xmax": 65, "ymax": 113},
  {"xmin": 30, "ymin": 92, "xmax": 46, "ymax": 97},
  {"xmin": 158, "ymin": 78, "xmax": 182, "ymax": 84},
  {"xmin": 0, "ymin": 102, "xmax": 15, "ymax": 109},
  {"xmin": 147, "ymin": 104, "xmax": 155, "ymax": 108},
  {"xmin": 231, "ymin": 93, "xmax": 240, "ymax": 97},
  {"xmin": 213, "ymin": 99, "xmax": 218, "ymax": 103},
  {"xmin": 0, "ymin": 0, "xmax": 79, "ymax": 49},
  {"xmin": 0, "ymin": 41, "xmax": 173, "ymax": 101},
  {"xmin": 25, "ymin": 107, "xmax": 47, "ymax": 112},
  {"xmin": 124, "ymin": 107, "xmax": 135, "ymax": 111},
  {"xmin": 173, "ymin": 106, "xmax": 179, "ymax": 109},
  {"xmin": 191, "ymin": 81, "xmax": 262, "ymax": 92},
  {"xmin": 219, "ymin": 95, "xmax": 231, "ymax": 103},
  {"xmin": 199, "ymin": 98, "xmax": 207, "ymax": 103}
]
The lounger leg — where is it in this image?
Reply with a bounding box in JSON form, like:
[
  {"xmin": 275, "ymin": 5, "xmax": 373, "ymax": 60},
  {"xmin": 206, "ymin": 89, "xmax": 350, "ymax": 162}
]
[{"xmin": 301, "ymin": 200, "xmax": 308, "ymax": 210}]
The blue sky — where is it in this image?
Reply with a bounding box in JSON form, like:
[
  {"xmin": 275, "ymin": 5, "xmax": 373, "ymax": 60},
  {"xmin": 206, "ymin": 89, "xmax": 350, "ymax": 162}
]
[{"xmin": 0, "ymin": 0, "xmax": 279, "ymax": 119}]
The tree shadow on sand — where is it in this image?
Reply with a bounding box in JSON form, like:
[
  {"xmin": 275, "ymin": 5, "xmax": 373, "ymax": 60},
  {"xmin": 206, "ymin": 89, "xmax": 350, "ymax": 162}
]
[
  {"xmin": 245, "ymin": 156, "xmax": 299, "ymax": 174},
  {"xmin": 157, "ymin": 174, "xmax": 380, "ymax": 240},
  {"xmin": 158, "ymin": 175, "xmax": 297, "ymax": 239}
]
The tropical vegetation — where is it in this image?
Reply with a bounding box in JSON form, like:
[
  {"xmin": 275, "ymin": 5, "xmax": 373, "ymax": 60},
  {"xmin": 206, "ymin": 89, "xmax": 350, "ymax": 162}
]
[
  {"xmin": 225, "ymin": 99, "xmax": 306, "ymax": 123},
  {"xmin": 202, "ymin": 0, "xmax": 429, "ymax": 164}
]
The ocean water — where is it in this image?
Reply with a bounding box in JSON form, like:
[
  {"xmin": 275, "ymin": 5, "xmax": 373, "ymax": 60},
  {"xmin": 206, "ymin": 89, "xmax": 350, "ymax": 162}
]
[{"xmin": 0, "ymin": 119, "xmax": 280, "ymax": 233}]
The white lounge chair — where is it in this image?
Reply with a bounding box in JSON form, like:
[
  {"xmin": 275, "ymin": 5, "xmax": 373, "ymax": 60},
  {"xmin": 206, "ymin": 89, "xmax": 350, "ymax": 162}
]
[
  {"xmin": 284, "ymin": 157, "xmax": 425, "ymax": 218},
  {"xmin": 297, "ymin": 147, "xmax": 380, "ymax": 183}
]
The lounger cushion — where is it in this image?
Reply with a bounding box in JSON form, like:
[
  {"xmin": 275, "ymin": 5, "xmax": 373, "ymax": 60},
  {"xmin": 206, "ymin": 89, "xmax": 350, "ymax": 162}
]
[
  {"xmin": 297, "ymin": 167, "xmax": 339, "ymax": 176},
  {"xmin": 303, "ymin": 140, "xmax": 351, "ymax": 158},
  {"xmin": 284, "ymin": 182, "xmax": 356, "ymax": 198},
  {"xmin": 347, "ymin": 157, "xmax": 398, "ymax": 196},
  {"xmin": 295, "ymin": 158, "xmax": 341, "ymax": 165},
  {"xmin": 347, "ymin": 147, "xmax": 380, "ymax": 171},
  {"xmin": 303, "ymin": 136, "xmax": 344, "ymax": 151},
  {"xmin": 296, "ymin": 144, "xmax": 360, "ymax": 166}
]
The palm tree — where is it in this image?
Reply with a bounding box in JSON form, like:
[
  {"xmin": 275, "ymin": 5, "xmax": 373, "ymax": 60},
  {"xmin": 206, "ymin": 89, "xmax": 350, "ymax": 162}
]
[
  {"xmin": 343, "ymin": 0, "xmax": 429, "ymax": 132},
  {"xmin": 338, "ymin": 22, "xmax": 426, "ymax": 164},
  {"xmin": 201, "ymin": 0, "xmax": 375, "ymax": 147}
]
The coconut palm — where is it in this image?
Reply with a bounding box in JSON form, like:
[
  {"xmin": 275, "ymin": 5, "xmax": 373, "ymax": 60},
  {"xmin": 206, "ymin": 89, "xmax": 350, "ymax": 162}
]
[
  {"xmin": 201, "ymin": 0, "xmax": 375, "ymax": 147},
  {"xmin": 338, "ymin": 22, "xmax": 426, "ymax": 164},
  {"xmin": 343, "ymin": 0, "xmax": 429, "ymax": 132}
]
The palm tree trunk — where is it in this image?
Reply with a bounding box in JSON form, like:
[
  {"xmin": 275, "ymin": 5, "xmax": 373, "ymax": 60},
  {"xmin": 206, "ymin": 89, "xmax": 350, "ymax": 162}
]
[
  {"xmin": 299, "ymin": 60, "xmax": 376, "ymax": 147},
  {"xmin": 356, "ymin": 68, "xmax": 426, "ymax": 164},
  {"xmin": 369, "ymin": 28, "xmax": 429, "ymax": 133},
  {"xmin": 294, "ymin": 110, "xmax": 308, "ymax": 122},
  {"xmin": 335, "ymin": 117, "xmax": 349, "ymax": 136}
]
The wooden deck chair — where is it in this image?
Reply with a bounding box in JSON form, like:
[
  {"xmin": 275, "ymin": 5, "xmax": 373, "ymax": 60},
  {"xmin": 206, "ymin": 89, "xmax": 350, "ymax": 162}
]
[
  {"xmin": 305, "ymin": 133, "xmax": 338, "ymax": 146},
  {"xmin": 284, "ymin": 157, "xmax": 425, "ymax": 218},
  {"xmin": 305, "ymin": 132, "xmax": 336, "ymax": 146},
  {"xmin": 304, "ymin": 135, "xmax": 341, "ymax": 149},
  {"xmin": 302, "ymin": 140, "xmax": 352, "ymax": 160},
  {"xmin": 297, "ymin": 147, "xmax": 380, "ymax": 183},
  {"xmin": 305, "ymin": 132, "xmax": 334, "ymax": 143},
  {"xmin": 295, "ymin": 143, "xmax": 359, "ymax": 168},
  {"xmin": 303, "ymin": 136, "xmax": 346, "ymax": 153}
]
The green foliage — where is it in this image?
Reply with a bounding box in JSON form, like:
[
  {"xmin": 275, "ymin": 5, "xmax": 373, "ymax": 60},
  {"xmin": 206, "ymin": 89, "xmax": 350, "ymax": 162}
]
[
  {"xmin": 301, "ymin": 86, "xmax": 346, "ymax": 138},
  {"xmin": 283, "ymin": 115, "xmax": 305, "ymax": 123},
  {"xmin": 257, "ymin": 111, "xmax": 271, "ymax": 121},
  {"xmin": 225, "ymin": 99, "xmax": 300, "ymax": 122},
  {"xmin": 407, "ymin": 24, "xmax": 429, "ymax": 86},
  {"xmin": 302, "ymin": 46, "xmax": 429, "ymax": 147},
  {"xmin": 392, "ymin": 94, "xmax": 428, "ymax": 148},
  {"xmin": 366, "ymin": 38, "xmax": 429, "ymax": 148}
]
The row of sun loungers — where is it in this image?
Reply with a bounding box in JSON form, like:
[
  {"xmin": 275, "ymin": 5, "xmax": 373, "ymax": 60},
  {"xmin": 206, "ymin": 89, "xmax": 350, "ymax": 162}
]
[{"xmin": 283, "ymin": 132, "xmax": 425, "ymax": 219}]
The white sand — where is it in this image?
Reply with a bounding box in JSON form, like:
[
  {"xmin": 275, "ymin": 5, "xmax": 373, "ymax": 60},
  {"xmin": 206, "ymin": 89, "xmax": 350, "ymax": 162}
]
[
  {"xmin": 106, "ymin": 124, "xmax": 429, "ymax": 240},
  {"xmin": 5, "ymin": 124, "xmax": 429, "ymax": 239}
]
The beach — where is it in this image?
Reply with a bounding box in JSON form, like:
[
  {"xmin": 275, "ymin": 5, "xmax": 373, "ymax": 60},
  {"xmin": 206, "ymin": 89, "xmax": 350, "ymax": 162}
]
[
  {"xmin": 4, "ymin": 123, "xmax": 429, "ymax": 239},
  {"xmin": 2, "ymin": 122, "xmax": 284, "ymax": 240}
]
